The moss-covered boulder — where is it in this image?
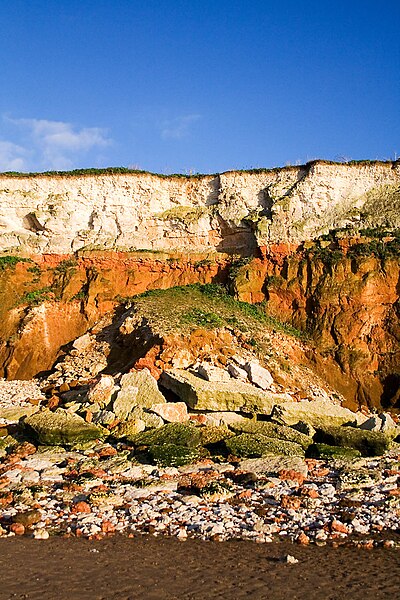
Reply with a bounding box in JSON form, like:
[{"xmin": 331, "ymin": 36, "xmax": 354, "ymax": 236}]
[
  {"xmin": 160, "ymin": 369, "xmax": 291, "ymax": 414},
  {"xmin": 315, "ymin": 426, "xmax": 391, "ymax": 456},
  {"xmin": 229, "ymin": 421, "xmax": 313, "ymax": 450},
  {"xmin": 307, "ymin": 443, "xmax": 362, "ymax": 460},
  {"xmin": 149, "ymin": 444, "xmax": 207, "ymax": 467},
  {"xmin": 111, "ymin": 418, "xmax": 146, "ymax": 439},
  {"xmin": 226, "ymin": 433, "xmax": 305, "ymax": 458},
  {"xmin": 24, "ymin": 409, "xmax": 105, "ymax": 446},
  {"xmin": 198, "ymin": 425, "xmax": 234, "ymax": 446},
  {"xmin": 127, "ymin": 422, "xmax": 202, "ymax": 447}
]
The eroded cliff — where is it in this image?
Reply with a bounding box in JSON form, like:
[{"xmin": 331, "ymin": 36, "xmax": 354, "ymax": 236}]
[{"xmin": 0, "ymin": 161, "xmax": 399, "ymax": 409}]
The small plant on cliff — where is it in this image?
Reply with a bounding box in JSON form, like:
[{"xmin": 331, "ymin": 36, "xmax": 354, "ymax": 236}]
[
  {"xmin": 54, "ymin": 258, "xmax": 78, "ymax": 273},
  {"xmin": 348, "ymin": 237, "xmax": 400, "ymax": 261},
  {"xmin": 72, "ymin": 290, "xmax": 87, "ymax": 301},
  {"xmin": 181, "ymin": 308, "xmax": 223, "ymax": 328},
  {"xmin": 0, "ymin": 256, "xmax": 31, "ymax": 271},
  {"xmin": 228, "ymin": 256, "xmax": 253, "ymax": 288},
  {"xmin": 303, "ymin": 244, "xmax": 343, "ymax": 270},
  {"xmin": 21, "ymin": 287, "xmax": 53, "ymax": 306},
  {"xmin": 193, "ymin": 258, "xmax": 212, "ymax": 268}
]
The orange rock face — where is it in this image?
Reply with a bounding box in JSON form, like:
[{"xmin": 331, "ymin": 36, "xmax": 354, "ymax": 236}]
[
  {"xmin": 0, "ymin": 242, "xmax": 398, "ymax": 410},
  {"xmin": 0, "ymin": 252, "xmax": 229, "ymax": 379},
  {"xmin": 232, "ymin": 245, "xmax": 400, "ymax": 410}
]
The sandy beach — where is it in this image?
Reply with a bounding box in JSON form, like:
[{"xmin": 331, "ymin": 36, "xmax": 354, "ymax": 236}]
[{"xmin": 0, "ymin": 536, "xmax": 399, "ymax": 600}]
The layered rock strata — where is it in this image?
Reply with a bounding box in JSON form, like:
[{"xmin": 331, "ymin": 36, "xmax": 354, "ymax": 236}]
[{"xmin": 0, "ymin": 161, "xmax": 399, "ymax": 409}]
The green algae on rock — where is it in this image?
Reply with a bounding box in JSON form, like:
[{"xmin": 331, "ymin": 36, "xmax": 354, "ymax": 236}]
[
  {"xmin": 307, "ymin": 443, "xmax": 362, "ymax": 460},
  {"xmin": 314, "ymin": 426, "xmax": 392, "ymax": 456},
  {"xmin": 226, "ymin": 433, "xmax": 305, "ymax": 458},
  {"xmin": 228, "ymin": 420, "xmax": 313, "ymax": 450},
  {"xmin": 198, "ymin": 425, "xmax": 234, "ymax": 446},
  {"xmin": 127, "ymin": 422, "xmax": 202, "ymax": 448},
  {"xmin": 24, "ymin": 409, "xmax": 105, "ymax": 446},
  {"xmin": 149, "ymin": 443, "xmax": 207, "ymax": 467}
]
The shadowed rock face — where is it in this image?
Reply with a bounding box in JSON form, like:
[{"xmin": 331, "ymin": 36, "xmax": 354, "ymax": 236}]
[
  {"xmin": 231, "ymin": 248, "xmax": 400, "ymax": 410},
  {"xmin": 0, "ymin": 162, "xmax": 398, "ymax": 410}
]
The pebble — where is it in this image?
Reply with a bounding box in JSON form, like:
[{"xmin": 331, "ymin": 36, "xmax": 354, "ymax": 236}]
[
  {"xmin": 284, "ymin": 554, "xmax": 299, "ymax": 564},
  {"xmin": 1, "ymin": 441, "xmax": 400, "ymax": 548}
]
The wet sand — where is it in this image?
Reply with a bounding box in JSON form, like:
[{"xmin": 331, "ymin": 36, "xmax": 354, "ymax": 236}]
[{"xmin": 0, "ymin": 537, "xmax": 399, "ymax": 600}]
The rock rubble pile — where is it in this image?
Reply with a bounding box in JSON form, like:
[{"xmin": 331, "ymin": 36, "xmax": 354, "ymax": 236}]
[{"xmin": 1, "ymin": 353, "xmax": 400, "ymax": 545}]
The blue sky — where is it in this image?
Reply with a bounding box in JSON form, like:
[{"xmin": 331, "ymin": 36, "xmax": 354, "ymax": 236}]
[{"xmin": 0, "ymin": 0, "xmax": 399, "ymax": 173}]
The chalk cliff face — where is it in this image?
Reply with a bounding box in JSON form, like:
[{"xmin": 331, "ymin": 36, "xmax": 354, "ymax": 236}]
[
  {"xmin": 0, "ymin": 161, "xmax": 399, "ymax": 410},
  {"xmin": 0, "ymin": 161, "xmax": 399, "ymax": 254}
]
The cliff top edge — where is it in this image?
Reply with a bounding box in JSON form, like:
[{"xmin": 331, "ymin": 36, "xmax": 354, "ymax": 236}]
[{"xmin": 0, "ymin": 159, "xmax": 399, "ymax": 180}]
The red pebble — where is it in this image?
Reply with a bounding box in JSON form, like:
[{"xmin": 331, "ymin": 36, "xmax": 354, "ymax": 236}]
[
  {"xmin": 10, "ymin": 522, "xmax": 25, "ymax": 536},
  {"xmin": 279, "ymin": 470, "xmax": 305, "ymax": 486},
  {"xmin": 72, "ymin": 501, "xmax": 91, "ymax": 514}
]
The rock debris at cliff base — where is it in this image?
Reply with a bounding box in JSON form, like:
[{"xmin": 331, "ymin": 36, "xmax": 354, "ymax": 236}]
[
  {"xmin": 1, "ymin": 438, "xmax": 400, "ymax": 548},
  {"xmin": 1, "ymin": 340, "xmax": 400, "ymax": 546}
]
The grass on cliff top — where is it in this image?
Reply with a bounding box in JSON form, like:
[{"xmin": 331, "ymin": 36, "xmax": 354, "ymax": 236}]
[
  {"xmin": 1, "ymin": 159, "xmax": 397, "ymax": 179},
  {"xmin": 126, "ymin": 283, "xmax": 307, "ymax": 342}
]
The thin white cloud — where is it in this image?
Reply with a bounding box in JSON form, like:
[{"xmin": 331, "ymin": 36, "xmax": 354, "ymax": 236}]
[
  {"xmin": 2, "ymin": 116, "xmax": 112, "ymax": 171},
  {"xmin": 0, "ymin": 140, "xmax": 28, "ymax": 171},
  {"xmin": 161, "ymin": 114, "xmax": 201, "ymax": 140}
]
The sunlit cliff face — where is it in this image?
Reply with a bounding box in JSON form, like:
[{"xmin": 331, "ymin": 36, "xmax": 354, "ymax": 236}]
[{"xmin": 0, "ymin": 160, "xmax": 399, "ymax": 409}]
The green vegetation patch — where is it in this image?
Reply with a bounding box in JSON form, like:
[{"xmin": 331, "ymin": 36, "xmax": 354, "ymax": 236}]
[
  {"xmin": 0, "ymin": 256, "xmax": 31, "ymax": 271},
  {"xmin": 307, "ymin": 443, "xmax": 361, "ymax": 460},
  {"xmin": 128, "ymin": 423, "xmax": 202, "ymax": 447},
  {"xmin": 181, "ymin": 308, "xmax": 223, "ymax": 328},
  {"xmin": 303, "ymin": 243, "xmax": 344, "ymax": 269},
  {"xmin": 314, "ymin": 426, "xmax": 392, "ymax": 457},
  {"xmin": 226, "ymin": 433, "xmax": 305, "ymax": 458},
  {"xmin": 126, "ymin": 283, "xmax": 307, "ymax": 341},
  {"xmin": 20, "ymin": 287, "xmax": 53, "ymax": 306},
  {"xmin": 229, "ymin": 421, "xmax": 313, "ymax": 450},
  {"xmin": 54, "ymin": 258, "xmax": 78, "ymax": 273},
  {"xmin": 149, "ymin": 444, "xmax": 207, "ymax": 467},
  {"xmin": 348, "ymin": 237, "xmax": 400, "ymax": 261}
]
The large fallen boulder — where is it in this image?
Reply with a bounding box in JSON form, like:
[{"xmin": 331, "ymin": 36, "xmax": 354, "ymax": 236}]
[
  {"xmin": 229, "ymin": 420, "xmax": 313, "ymax": 450},
  {"xmin": 239, "ymin": 456, "xmax": 308, "ymax": 476},
  {"xmin": 160, "ymin": 369, "xmax": 291, "ymax": 414},
  {"xmin": 149, "ymin": 444, "xmax": 207, "ymax": 467},
  {"xmin": 314, "ymin": 426, "xmax": 392, "ymax": 456},
  {"xmin": 271, "ymin": 400, "xmax": 360, "ymax": 429},
  {"xmin": 24, "ymin": 409, "xmax": 105, "ymax": 446},
  {"xmin": 113, "ymin": 369, "xmax": 166, "ymax": 421},
  {"xmin": 226, "ymin": 433, "xmax": 305, "ymax": 458},
  {"xmin": 359, "ymin": 413, "xmax": 399, "ymax": 438},
  {"xmin": 127, "ymin": 422, "xmax": 202, "ymax": 447},
  {"xmin": 307, "ymin": 443, "xmax": 362, "ymax": 460}
]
